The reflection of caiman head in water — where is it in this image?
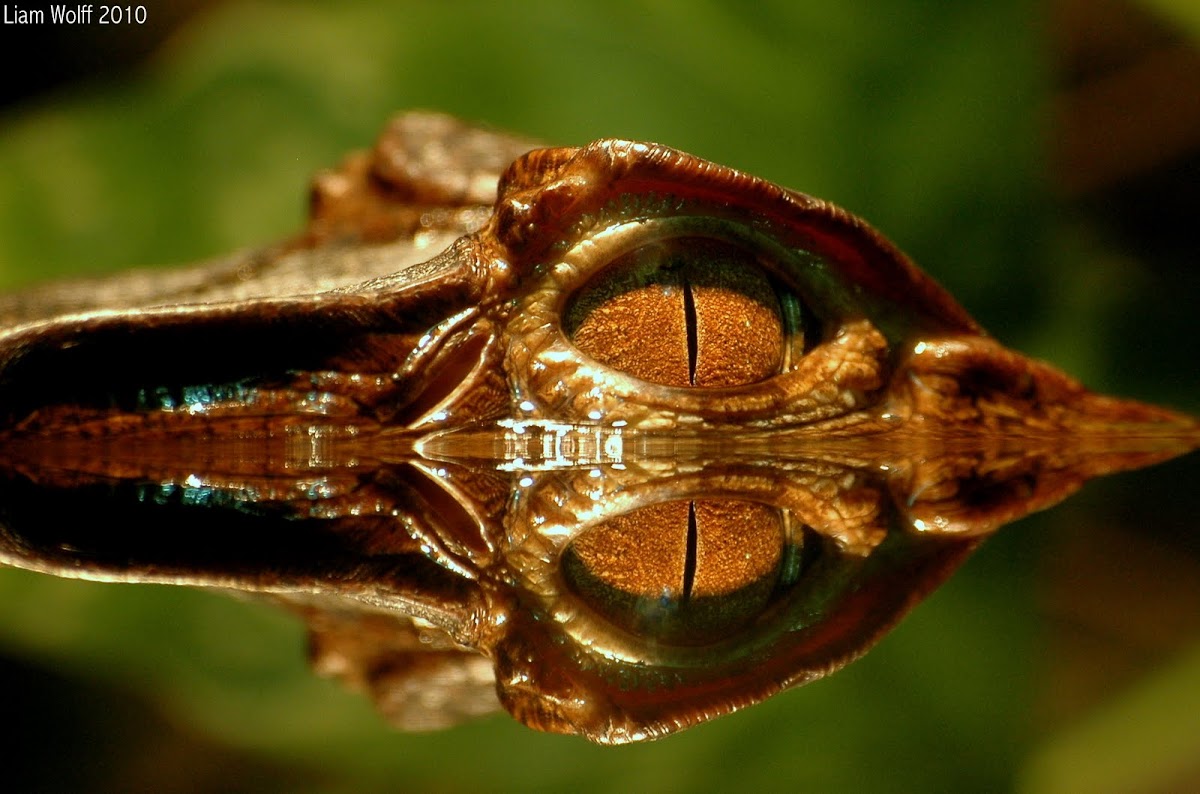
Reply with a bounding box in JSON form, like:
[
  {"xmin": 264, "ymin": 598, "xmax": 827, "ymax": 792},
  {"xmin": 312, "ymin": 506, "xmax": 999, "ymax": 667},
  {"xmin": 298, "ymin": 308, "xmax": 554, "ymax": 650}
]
[{"xmin": 0, "ymin": 114, "xmax": 1196, "ymax": 743}]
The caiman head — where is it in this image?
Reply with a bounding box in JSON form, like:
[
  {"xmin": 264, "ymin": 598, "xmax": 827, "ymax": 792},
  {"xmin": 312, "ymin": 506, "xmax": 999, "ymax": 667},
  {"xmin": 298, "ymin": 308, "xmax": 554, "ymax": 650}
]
[{"xmin": 0, "ymin": 113, "xmax": 1195, "ymax": 743}]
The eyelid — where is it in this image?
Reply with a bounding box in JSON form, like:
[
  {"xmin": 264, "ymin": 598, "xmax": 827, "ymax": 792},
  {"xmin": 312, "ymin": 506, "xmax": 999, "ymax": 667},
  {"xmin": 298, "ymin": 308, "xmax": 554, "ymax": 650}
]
[
  {"xmin": 549, "ymin": 216, "xmax": 824, "ymax": 304},
  {"xmin": 504, "ymin": 213, "xmax": 883, "ymax": 425}
]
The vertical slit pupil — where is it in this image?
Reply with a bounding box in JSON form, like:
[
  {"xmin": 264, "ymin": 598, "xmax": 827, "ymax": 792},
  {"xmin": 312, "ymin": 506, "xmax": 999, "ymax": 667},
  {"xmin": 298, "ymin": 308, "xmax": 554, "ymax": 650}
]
[
  {"xmin": 682, "ymin": 499, "xmax": 698, "ymax": 602},
  {"xmin": 682, "ymin": 277, "xmax": 698, "ymax": 385}
]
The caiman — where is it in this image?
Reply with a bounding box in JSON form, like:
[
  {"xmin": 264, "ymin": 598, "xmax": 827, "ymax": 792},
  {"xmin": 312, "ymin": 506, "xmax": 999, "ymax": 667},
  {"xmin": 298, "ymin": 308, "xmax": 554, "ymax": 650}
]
[{"xmin": 0, "ymin": 113, "xmax": 1195, "ymax": 743}]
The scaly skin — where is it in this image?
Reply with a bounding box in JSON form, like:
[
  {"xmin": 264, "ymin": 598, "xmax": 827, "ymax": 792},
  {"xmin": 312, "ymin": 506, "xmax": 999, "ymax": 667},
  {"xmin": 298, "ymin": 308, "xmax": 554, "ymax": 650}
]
[{"xmin": 0, "ymin": 113, "xmax": 1196, "ymax": 743}]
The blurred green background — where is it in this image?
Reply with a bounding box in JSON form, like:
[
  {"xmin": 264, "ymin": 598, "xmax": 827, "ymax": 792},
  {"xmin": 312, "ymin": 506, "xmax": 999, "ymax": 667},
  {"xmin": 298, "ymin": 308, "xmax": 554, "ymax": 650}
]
[{"xmin": 0, "ymin": 1, "xmax": 1197, "ymax": 792}]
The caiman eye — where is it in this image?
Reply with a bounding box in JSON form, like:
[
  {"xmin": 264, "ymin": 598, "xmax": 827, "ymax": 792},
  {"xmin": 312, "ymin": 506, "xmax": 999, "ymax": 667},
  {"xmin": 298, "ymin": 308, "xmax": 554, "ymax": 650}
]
[
  {"xmin": 561, "ymin": 499, "xmax": 813, "ymax": 645},
  {"xmin": 564, "ymin": 238, "xmax": 796, "ymax": 387}
]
